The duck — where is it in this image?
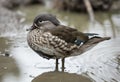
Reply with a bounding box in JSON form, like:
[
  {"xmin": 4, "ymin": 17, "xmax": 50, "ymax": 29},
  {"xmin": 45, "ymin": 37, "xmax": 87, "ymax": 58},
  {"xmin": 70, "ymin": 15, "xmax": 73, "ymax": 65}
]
[{"xmin": 27, "ymin": 13, "xmax": 110, "ymax": 72}]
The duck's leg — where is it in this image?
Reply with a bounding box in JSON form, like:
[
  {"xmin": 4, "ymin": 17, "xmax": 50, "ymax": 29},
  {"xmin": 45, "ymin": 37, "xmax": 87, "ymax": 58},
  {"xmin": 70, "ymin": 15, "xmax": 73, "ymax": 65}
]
[
  {"xmin": 62, "ymin": 58, "xmax": 65, "ymax": 72},
  {"xmin": 55, "ymin": 58, "xmax": 59, "ymax": 71}
]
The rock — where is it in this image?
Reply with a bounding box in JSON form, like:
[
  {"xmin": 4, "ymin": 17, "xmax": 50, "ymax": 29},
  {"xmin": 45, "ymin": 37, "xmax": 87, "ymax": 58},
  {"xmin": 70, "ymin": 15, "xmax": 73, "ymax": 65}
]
[
  {"xmin": 32, "ymin": 71, "xmax": 93, "ymax": 82},
  {"xmin": 5, "ymin": 52, "xmax": 10, "ymax": 57}
]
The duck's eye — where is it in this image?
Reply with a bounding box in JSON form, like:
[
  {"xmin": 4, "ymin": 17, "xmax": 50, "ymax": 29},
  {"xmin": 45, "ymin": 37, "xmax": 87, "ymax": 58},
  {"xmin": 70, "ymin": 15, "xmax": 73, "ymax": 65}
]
[
  {"xmin": 38, "ymin": 20, "xmax": 42, "ymax": 24},
  {"xmin": 38, "ymin": 20, "xmax": 42, "ymax": 22}
]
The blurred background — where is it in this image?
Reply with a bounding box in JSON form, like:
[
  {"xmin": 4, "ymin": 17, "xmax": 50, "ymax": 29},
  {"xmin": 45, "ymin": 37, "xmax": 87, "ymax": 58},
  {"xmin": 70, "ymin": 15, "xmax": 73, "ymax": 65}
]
[{"xmin": 0, "ymin": 0, "xmax": 120, "ymax": 82}]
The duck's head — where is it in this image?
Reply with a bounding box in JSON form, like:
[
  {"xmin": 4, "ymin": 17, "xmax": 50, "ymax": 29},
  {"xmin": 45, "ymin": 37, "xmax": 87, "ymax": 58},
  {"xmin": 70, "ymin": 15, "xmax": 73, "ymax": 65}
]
[{"xmin": 28, "ymin": 14, "xmax": 60, "ymax": 31}]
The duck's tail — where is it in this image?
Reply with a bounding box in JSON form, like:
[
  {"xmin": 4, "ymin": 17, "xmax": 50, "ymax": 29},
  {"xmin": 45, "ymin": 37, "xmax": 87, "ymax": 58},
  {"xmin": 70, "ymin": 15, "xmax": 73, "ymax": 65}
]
[{"xmin": 71, "ymin": 36, "xmax": 111, "ymax": 56}]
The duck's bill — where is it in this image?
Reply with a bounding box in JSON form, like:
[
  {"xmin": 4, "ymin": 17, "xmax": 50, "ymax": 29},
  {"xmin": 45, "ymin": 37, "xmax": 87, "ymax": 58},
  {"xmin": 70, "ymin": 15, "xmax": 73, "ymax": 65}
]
[
  {"xmin": 26, "ymin": 26, "xmax": 33, "ymax": 31},
  {"xmin": 26, "ymin": 24, "xmax": 38, "ymax": 31}
]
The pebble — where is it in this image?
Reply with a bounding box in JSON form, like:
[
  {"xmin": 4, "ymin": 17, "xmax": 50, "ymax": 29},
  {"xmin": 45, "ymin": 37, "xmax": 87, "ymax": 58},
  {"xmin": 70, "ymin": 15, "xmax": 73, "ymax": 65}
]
[
  {"xmin": 29, "ymin": 75, "xmax": 35, "ymax": 78},
  {"xmin": 3, "ymin": 67, "xmax": 8, "ymax": 70},
  {"xmin": 5, "ymin": 52, "xmax": 10, "ymax": 57}
]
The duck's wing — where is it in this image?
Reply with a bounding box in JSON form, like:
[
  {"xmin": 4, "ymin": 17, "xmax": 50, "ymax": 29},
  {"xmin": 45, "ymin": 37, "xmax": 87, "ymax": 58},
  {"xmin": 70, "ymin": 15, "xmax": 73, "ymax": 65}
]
[
  {"xmin": 49, "ymin": 25, "xmax": 77, "ymax": 43},
  {"xmin": 49, "ymin": 25, "xmax": 89, "ymax": 44}
]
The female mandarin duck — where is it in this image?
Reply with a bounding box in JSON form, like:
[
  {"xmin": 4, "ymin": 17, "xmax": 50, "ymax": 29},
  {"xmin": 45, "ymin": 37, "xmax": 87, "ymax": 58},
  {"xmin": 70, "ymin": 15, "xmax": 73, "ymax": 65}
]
[{"xmin": 27, "ymin": 14, "xmax": 110, "ymax": 72}]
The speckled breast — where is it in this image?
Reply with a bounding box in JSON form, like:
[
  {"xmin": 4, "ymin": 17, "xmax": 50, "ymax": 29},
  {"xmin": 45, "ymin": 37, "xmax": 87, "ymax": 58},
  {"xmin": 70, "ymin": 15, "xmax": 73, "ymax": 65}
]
[{"xmin": 27, "ymin": 29, "xmax": 64, "ymax": 59}]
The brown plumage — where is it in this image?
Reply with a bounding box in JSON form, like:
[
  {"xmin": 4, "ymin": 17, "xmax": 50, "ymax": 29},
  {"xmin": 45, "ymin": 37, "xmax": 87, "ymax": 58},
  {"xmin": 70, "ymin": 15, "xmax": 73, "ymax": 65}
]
[{"xmin": 27, "ymin": 14, "xmax": 110, "ymax": 71}]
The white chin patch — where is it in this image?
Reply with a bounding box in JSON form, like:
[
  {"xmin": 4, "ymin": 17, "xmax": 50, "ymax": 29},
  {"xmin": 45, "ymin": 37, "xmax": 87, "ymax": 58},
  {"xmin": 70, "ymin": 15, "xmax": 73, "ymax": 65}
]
[{"xmin": 34, "ymin": 23, "xmax": 38, "ymax": 27}]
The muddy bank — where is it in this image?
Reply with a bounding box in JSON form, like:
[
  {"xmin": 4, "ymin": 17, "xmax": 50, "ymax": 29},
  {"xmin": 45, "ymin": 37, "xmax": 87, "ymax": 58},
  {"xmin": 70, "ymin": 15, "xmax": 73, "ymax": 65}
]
[
  {"xmin": 53, "ymin": 0, "xmax": 120, "ymax": 12},
  {"xmin": 0, "ymin": 56, "xmax": 20, "ymax": 82},
  {"xmin": 32, "ymin": 71, "xmax": 92, "ymax": 82},
  {"xmin": 0, "ymin": 0, "xmax": 43, "ymax": 9}
]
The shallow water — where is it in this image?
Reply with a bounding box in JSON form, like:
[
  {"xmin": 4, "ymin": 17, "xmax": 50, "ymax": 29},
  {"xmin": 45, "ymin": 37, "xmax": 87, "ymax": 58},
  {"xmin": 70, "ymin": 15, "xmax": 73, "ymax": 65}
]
[{"xmin": 0, "ymin": 5, "xmax": 120, "ymax": 82}]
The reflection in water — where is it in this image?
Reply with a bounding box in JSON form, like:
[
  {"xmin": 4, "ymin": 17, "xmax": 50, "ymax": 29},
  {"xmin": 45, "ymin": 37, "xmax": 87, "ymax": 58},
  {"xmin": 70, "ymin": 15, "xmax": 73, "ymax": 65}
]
[
  {"xmin": 0, "ymin": 5, "xmax": 120, "ymax": 82},
  {"xmin": 93, "ymin": 12, "xmax": 120, "ymax": 38},
  {"xmin": 108, "ymin": 13, "xmax": 116, "ymax": 38}
]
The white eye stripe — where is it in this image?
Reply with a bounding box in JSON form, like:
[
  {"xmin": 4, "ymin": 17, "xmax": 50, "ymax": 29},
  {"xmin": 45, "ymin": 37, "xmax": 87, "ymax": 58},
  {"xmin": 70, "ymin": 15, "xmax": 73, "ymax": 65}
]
[{"xmin": 38, "ymin": 20, "xmax": 49, "ymax": 24}]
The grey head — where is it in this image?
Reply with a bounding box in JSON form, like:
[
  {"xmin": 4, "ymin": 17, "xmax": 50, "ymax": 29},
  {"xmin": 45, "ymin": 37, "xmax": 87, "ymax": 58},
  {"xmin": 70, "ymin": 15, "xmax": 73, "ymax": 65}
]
[{"xmin": 30, "ymin": 14, "xmax": 60, "ymax": 30}]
